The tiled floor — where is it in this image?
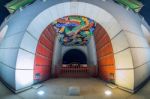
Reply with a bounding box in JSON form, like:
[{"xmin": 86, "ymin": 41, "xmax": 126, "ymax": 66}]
[{"xmin": 0, "ymin": 78, "xmax": 150, "ymax": 99}]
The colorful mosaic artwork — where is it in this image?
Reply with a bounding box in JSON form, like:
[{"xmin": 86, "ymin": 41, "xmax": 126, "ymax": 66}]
[{"xmin": 52, "ymin": 16, "xmax": 96, "ymax": 46}]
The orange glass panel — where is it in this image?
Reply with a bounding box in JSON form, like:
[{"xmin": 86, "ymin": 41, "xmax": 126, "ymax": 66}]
[{"xmin": 94, "ymin": 24, "xmax": 115, "ymax": 81}]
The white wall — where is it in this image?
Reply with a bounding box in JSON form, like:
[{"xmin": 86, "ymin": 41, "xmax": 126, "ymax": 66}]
[
  {"xmin": 87, "ymin": 36, "xmax": 97, "ymax": 66},
  {"xmin": 52, "ymin": 37, "xmax": 62, "ymax": 74}
]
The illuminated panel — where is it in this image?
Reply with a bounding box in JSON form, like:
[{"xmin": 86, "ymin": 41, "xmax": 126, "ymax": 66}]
[
  {"xmin": 52, "ymin": 16, "xmax": 96, "ymax": 46},
  {"xmin": 0, "ymin": 25, "xmax": 8, "ymax": 42},
  {"xmin": 115, "ymin": 0, "xmax": 143, "ymax": 12},
  {"xmin": 5, "ymin": 0, "xmax": 35, "ymax": 13},
  {"xmin": 94, "ymin": 24, "xmax": 115, "ymax": 82},
  {"xmin": 34, "ymin": 25, "xmax": 56, "ymax": 83}
]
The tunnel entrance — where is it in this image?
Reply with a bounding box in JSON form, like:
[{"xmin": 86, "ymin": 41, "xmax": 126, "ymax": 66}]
[
  {"xmin": 55, "ymin": 49, "xmax": 97, "ymax": 78},
  {"xmin": 62, "ymin": 49, "xmax": 87, "ymax": 65},
  {"xmin": 34, "ymin": 16, "xmax": 115, "ymax": 81}
]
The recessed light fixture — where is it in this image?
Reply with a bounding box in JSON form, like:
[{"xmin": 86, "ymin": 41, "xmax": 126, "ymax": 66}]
[
  {"xmin": 105, "ymin": 90, "xmax": 112, "ymax": 96},
  {"xmin": 37, "ymin": 90, "xmax": 45, "ymax": 95}
]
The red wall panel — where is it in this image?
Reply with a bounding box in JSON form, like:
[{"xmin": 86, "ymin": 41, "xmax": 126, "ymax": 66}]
[
  {"xmin": 94, "ymin": 24, "xmax": 115, "ymax": 82},
  {"xmin": 95, "ymin": 29, "xmax": 107, "ymax": 43},
  {"xmin": 96, "ymin": 34, "xmax": 110, "ymax": 49},
  {"xmin": 43, "ymin": 29, "xmax": 55, "ymax": 44},
  {"xmin": 36, "ymin": 43, "xmax": 52, "ymax": 58},
  {"xmin": 97, "ymin": 42, "xmax": 113, "ymax": 57},
  {"xmin": 39, "ymin": 34, "xmax": 53, "ymax": 50},
  {"xmin": 98, "ymin": 54, "xmax": 115, "ymax": 66},
  {"xmin": 34, "ymin": 54, "xmax": 51, "ymax": 66},
  {"xmin": 34, "ymin": 24, "xmax": 56, "ymax": 83}
]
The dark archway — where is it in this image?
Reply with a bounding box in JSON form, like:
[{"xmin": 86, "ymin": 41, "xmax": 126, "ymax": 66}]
[{"xmin": 63, "ymin": 49, "xmax": 87, "ymax": 64}]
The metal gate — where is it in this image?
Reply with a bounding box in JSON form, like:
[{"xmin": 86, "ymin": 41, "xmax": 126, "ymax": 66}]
[{"xmin": 55, "ymin": 65, "xmax": 97, "ymax": 78}]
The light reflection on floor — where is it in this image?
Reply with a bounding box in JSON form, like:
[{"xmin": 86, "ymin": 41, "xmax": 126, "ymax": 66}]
[{"xmin": 0, "ymin": 78, "xmax": 150, "ymax": 99}]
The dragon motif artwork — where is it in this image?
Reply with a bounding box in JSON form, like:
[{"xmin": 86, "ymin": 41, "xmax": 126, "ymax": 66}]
[{"xmin": 52, "ymin": 16, "xmax": 96, "ymax": 46}]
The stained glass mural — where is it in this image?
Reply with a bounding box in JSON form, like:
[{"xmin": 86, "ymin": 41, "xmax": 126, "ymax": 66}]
[{"xmin": 52, "ymin": 16, "xmax": 96, "ymax": 46}]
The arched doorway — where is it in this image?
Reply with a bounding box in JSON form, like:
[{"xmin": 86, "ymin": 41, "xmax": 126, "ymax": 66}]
[
  {"xmin": 56, "ymin": 49, "xmax": 92, "ymax": 77},
  {"xmin": 63, "ymin": 49, "xmax": 87, "ymax": 64},
  {"xmin": 34, "ymin": 15, "xmax": 115, "ymax": 80}
]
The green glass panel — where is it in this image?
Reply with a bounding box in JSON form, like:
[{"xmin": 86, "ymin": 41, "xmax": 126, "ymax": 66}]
[
  {"xmin": 6, "ymin": 0, "xmax": 35, "ymax": 13},
  {"xmin": 115, "ymin": 0, "xmax": 143, "ymax": 12}
]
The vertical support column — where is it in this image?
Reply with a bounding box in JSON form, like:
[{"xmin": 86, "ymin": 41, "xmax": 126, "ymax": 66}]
[
  {"xmin": 87, "ymin": 36, "xmax": 97, "ymax": 66},
  {"xmin": 52, "ymin": 37, "xmax": 62, "ymax": 75}
]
